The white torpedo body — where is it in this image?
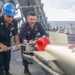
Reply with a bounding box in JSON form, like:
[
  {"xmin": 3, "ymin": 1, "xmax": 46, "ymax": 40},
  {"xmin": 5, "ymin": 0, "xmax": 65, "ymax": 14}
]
[{"xmin": 45, "ymin": 44, "xmax": 75, "ymax": 75}]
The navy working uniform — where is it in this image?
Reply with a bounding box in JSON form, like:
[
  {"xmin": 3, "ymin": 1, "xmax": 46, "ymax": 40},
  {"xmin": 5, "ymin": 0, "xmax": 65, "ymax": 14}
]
[
  {"xmin": 19, "ymin": 21, "xmax": 46, "ymax": 68},
  {"xmin": 0, "ymin": 15, "xmax": 18, "ymax": 75}
]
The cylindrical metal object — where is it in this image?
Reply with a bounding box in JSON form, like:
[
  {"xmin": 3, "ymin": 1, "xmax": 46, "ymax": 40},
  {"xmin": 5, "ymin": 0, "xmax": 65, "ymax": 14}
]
[{"xmin": 45, "ymin": 45, "xmax": 75, "ymax": 75}]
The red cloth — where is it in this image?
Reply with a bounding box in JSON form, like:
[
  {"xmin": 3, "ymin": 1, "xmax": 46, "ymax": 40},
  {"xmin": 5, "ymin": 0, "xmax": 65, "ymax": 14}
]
[
  {"xmin": 68, "ymin": 44, "xmax": 75, "ymax": 49},
  {"xmin": 36, "ymin": 38, "xmax": 50, "ymax": 51}
]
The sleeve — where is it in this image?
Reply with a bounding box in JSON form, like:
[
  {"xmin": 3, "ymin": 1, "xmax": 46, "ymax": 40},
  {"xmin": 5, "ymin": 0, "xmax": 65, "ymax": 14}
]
[
  {"xmin": 12, "ymin": 20, "xmax": 18, "ymax": 36},
  {"xmin": 38, "ymin": 23, "xmax": 47, "ymax": 37},
  {"xmin": 19, "ymin": 24, "xmax": 26, "ymax": 43}
]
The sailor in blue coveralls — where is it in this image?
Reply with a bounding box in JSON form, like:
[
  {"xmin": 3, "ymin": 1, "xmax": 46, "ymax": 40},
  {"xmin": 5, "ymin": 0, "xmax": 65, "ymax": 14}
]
[
  {"xmin": 19, "ymin": 11, "xmax": 46, "ymax": 75},
  {"xmin": 0, "ymin": 3, "xmax": 19, "ymax": 75}
]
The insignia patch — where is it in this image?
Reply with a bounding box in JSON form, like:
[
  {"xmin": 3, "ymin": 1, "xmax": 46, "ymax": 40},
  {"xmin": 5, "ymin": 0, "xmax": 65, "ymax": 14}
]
[
  {"xmin": 35, "ymin": 28, "xmax": 38, "ymax": 31},
  {"xmin": 10, "ymin": 32, "xmax": 12, "ymax": 36},
  {"xmin": 27, "ymin": 31, "xmax": 30, "ymax": 33},
  {"xmin": 11, "ymin": 9, "xmax": 15, "ymax": 13},
  {"xmin": 1, "ymin": 23, "xmax": 3, "ymax": 25},
  {"xmin": 10, "ymin": 27, "xmax": 14, "ymax": 31}
]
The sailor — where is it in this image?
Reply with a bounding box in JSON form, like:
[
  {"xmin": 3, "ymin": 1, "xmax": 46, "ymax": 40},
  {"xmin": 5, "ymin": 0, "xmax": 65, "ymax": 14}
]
[
  {"xmin": 19, "ymin": 11, "xmax": 46, "ymax": 75},
  {"xmin": 0, "ymin": 3, "xmax": 19, "ymax": 75}
]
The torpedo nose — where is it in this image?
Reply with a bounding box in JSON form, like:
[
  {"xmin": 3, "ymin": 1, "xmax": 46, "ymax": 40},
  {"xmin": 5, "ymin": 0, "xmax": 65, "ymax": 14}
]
[{"xmin": 36, "ymin": 38, "xmax": 50, "ymax": 51}]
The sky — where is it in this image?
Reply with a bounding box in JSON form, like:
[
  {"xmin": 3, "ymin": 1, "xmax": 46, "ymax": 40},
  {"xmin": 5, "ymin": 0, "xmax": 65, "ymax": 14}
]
[{"xmin": 41, "ymin": 0, "xmax": 75, "ymax": 21}]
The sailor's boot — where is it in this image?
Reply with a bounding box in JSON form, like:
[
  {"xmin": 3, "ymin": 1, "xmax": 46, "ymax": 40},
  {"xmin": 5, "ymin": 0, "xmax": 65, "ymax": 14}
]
[{"xmin": 24, "ymin": 66, "xmax": 31, "ymax": 75}]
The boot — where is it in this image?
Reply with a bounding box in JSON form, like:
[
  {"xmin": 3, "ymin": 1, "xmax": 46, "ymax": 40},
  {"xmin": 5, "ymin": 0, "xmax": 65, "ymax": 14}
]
[
  {"xmin": 5, "ymin": 71, "xmax": 12, "ymax": 75},
  {"xmin": 24, "ymin": 66, "xmax": 31, "ymax": 75}
]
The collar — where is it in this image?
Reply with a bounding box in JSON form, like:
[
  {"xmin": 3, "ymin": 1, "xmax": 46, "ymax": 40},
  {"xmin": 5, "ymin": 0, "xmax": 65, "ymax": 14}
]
[
  {"xmin": 27, "ymin": 22, "xmax": 37, "ymax": 28},
  {"xmin": 0, "ymin": 15, "xmax": 13, "ymax": 27}
]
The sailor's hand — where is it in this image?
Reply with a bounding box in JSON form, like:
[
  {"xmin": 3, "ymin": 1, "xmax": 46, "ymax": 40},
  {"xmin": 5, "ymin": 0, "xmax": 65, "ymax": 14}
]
[
  {"xmin": 40, "ymin": 35, "xmax": 46, "ymax": 39},
  {"xmin": 23, "ymin": 40, "xmax": 28, "ymax": 44},
  {"xmin": 0, "ymin": 43, "xmax": 9, "ymax": 52},
  {"xmin": 29, "ymin": 40, "xmax": 36, "ymax": 44}
]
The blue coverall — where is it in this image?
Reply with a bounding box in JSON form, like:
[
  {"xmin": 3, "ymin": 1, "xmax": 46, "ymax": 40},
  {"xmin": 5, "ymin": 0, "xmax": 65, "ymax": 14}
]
[
  {"xmin": 0, "ymin": 16, "xmax": 18, "ymax": 75},
  {"xmin": 19, "ymin": 21, "xmax": 46, "ymax": 68}
]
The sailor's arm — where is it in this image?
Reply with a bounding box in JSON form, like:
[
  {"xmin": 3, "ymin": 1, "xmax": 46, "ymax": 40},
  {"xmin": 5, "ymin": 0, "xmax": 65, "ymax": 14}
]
[
  {"xmin": 14, "ymin": 34, "xmax": 19, "ymax": 44},
  {"xmin": 41, "ymin": 35, "xmax": 46, "ymax": 38}
]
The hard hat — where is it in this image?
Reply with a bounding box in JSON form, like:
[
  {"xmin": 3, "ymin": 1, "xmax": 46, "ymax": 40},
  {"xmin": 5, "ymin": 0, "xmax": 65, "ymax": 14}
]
[
  {"xmin": 36, "ymin": 38, "xmax": 50, "ymax": 51},
  {"xmin": 2, "ymin": 3, "xmax": 17, "ymax": 16}
]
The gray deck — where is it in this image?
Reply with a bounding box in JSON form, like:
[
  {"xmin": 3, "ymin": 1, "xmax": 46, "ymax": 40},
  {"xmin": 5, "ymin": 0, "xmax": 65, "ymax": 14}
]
[{"xmin": 10, "ymin": 50, "xmax": 46, "ymax": 75}]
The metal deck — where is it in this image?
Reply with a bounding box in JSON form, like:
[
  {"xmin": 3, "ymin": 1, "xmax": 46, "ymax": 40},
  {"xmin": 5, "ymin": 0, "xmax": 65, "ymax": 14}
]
[{"xmin": 10, "ymin": 50, "xmax": 46, "ymax": 75}]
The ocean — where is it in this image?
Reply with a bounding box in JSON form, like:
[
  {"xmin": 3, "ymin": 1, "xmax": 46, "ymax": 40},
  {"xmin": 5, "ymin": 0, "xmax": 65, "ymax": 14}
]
[{"xmin": 49, "ymin": 21, "xmax": 75, "ymax": 29}]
